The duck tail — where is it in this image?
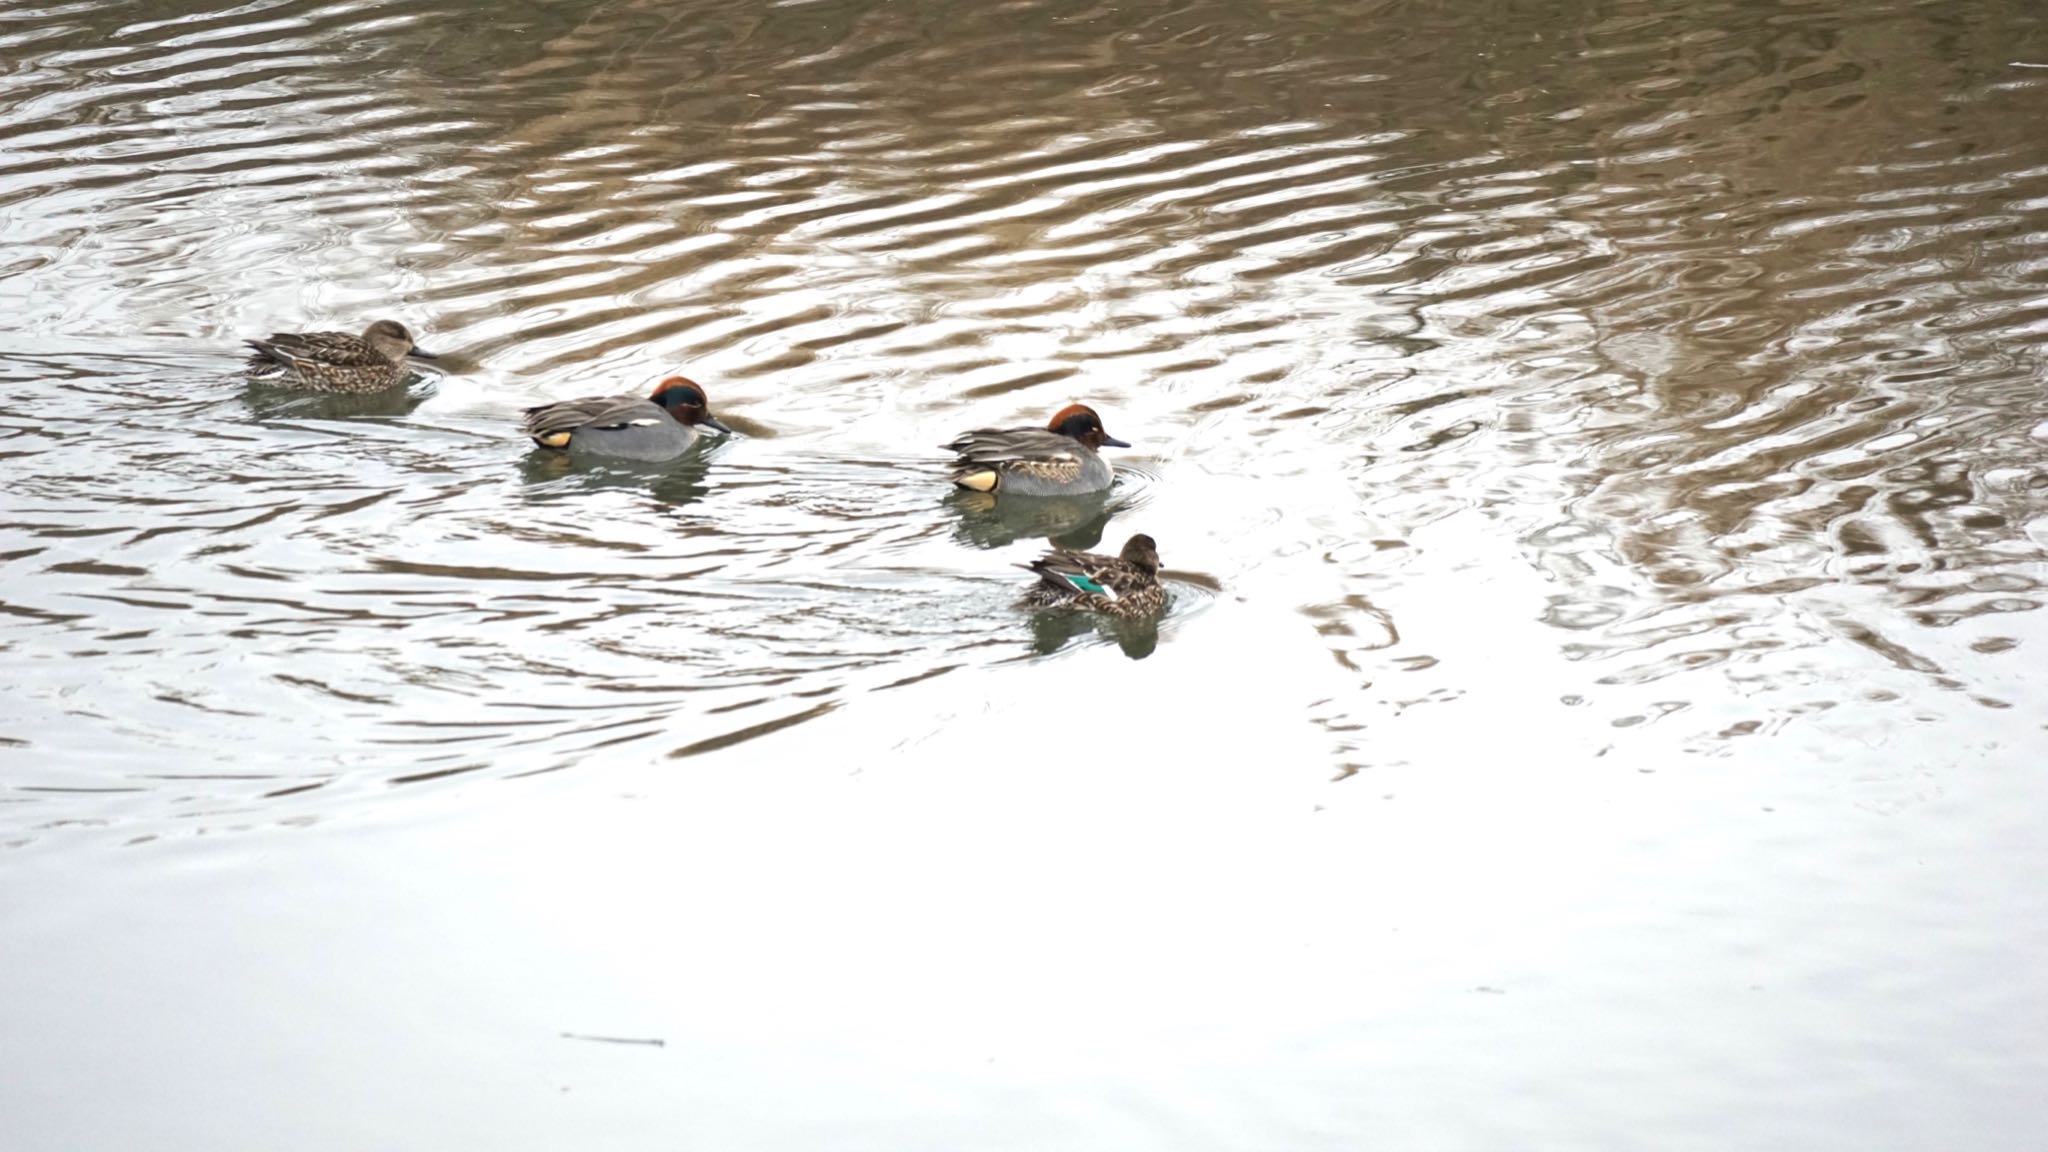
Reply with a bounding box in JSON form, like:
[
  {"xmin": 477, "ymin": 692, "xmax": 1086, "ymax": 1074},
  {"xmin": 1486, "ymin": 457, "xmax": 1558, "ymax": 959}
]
[{"xmin": 242, "ymin": 340, "xmax": 289, "ymax": 377}]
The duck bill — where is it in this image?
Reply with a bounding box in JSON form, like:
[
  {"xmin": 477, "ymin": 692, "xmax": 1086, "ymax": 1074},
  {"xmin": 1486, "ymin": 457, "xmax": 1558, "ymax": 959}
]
[
  {"xmin": 1101, "ymin": 435, "xmax": 1131, "ymax": 448},
  {"xmin": 700, "ymin": 414, "xmax": 735, "ymax": 435},
  {"xmin": 406, "ymin": 347, "xmax": 440, "ymax": 360}
]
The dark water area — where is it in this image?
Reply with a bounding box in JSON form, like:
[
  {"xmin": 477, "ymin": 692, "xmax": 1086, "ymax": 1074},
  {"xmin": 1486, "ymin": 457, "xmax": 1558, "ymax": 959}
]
[{"xmin": 4, "ymin": 0, "xmax": 2048, "ymax": 1146}]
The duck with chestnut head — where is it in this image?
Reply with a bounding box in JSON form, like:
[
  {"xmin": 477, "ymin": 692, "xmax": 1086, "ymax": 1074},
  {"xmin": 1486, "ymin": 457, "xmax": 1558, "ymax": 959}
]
[
  {"xmin": 523, "ymin": 376, "xmax": 733, "ymax": 461},
  {"xmin": 242, "ymin": 319, "xmax": 438, "ymax": 393},
  {"xmin": 942, "ymin": 403, "xmax": 1130, "ymax": 496}
]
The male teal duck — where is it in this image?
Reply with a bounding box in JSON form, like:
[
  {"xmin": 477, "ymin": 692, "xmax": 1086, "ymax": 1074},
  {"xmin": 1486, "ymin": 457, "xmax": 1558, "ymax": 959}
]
[
  {"xmin": 1019, "ymin": 533, "xmax": 1166, "ymax": 618},
  {"xmin": 243, "ymin": 319, "xmax": 437, "ymax": 392},
  {"xmin": 523, "ymin": 376, "xmax": 732, "ymax": 461},
  {"xmin": 943, "ymin": 403, "xmax": 1130, "ymax": 496}
]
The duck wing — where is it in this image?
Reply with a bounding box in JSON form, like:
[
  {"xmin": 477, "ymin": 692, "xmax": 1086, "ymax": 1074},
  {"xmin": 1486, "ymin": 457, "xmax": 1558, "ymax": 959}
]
[
  {"xmin": 944, "ymin": 427, "xmax": 1087, "ymax": 488},
  {"xmin": 1022, "ymin": 548, "xmax": 1125, "ymax": 601},
  {"xmin": 941, "ymin": 426, "xmax": 1078, "ymax": 465},
  {"xmin": 244, "ymin": 330, "xmax": 380, "ymax": 370},
  {"xmin": 523, "ymin": 392, "xmax": 661, "ymax": 440}
]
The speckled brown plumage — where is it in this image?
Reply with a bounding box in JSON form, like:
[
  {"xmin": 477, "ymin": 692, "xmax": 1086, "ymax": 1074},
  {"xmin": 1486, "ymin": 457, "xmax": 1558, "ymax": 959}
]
[
  {"xmin": 1019, "ymin": 533, "xmax": 1166, "ymax": 618},
  {"xmin": 242, "ymin": 319, "xmax": 436, "ymax": 393}
]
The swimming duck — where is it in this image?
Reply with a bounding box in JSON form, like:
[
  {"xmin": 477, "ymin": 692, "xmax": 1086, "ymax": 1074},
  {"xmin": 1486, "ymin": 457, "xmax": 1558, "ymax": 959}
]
[
  {"xmin": 242, "ymin": 319, "xmax": 437, "ymax": 392},
  {"xmin": 1019, "ymin": 533, "xmax": 1166, "ymax": 618},
  {"xmin": 942, "ymin": 403, "xmax": 1130, "ymax": 496},
  {"xmin": 523, "ymin": 376, "xmax": 733, "ymax": 460}
]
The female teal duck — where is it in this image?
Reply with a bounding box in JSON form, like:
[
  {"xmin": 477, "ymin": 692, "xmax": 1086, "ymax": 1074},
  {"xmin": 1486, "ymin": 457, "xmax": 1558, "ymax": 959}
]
[
  {"xmin": 523, "ymin": 376, "xmax": 732, "ymax": 461},
  {"xmin": 1019, "ymin": 533, "xmax": 1166, "ymax": 618},
  {"xmin": 242, "ymin": 319, "xmax": 437, "ymax": 392},
  {"xmin": 943, "ymin": 403, "xmax": 1130, "ymax": 495}
]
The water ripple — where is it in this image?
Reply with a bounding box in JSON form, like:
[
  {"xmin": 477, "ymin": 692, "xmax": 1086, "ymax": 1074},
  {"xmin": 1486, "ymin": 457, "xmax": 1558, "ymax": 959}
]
[{"xmin": 3, "ymin": 0, "xmax": 2048, "ymax": 843}]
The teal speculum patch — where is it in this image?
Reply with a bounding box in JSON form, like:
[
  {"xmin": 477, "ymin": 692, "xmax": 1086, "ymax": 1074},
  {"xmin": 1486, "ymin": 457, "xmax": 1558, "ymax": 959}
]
[{"xmin": 1065, "ymin": 573, "xmax": 1112, "ymax": 597}]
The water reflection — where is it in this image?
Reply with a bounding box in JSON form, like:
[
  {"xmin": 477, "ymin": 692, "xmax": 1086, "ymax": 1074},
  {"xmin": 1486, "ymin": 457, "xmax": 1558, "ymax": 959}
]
[
  {"xmin": 7, "ymin": 0, "xmax": 2048, "ymax": 1148},
  {"xmin": 517, "ymin": 448, "xmax": 715, "ymax": 510},
  {"xmin": 239, "ymin": 378, "xmax": 436, "ymax": 422},
  {"xmin": 0, "ymin": 0, "xmax": 2039, "ymax": 854},
  {"xmin": 1024, "ymin": 606, "xmax": 1161, "ymax": 661},
  {"xmin": 944, "ymin": 489, "xmax": 1116, "ymax": 551}
]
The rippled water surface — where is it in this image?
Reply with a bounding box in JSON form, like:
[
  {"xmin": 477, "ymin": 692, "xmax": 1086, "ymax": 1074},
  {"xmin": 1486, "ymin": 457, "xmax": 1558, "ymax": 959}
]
[{"xmin": 6, "ymin": 0, "xmax": 2048, "ymax": 1146}]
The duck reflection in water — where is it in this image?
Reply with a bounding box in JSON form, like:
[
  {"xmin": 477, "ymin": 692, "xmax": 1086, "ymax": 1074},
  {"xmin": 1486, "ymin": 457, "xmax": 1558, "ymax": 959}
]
[
  {"xmin": 240, "ymin": 377, "xmax": 435, "ymax": 422},
  {"xmin": 945, "ymin": 488, "xmax": 1116, "ymax": 552},
  {"xmin": 1025, "ymin": 608, "xmax": 1160, "ymax": 660},
  {"xmin": 517, "ymin": 448, "xmax": 713, "ymax": 510}
]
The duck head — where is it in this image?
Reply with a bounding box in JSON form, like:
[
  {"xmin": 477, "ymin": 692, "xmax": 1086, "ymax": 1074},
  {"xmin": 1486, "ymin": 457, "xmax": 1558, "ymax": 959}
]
[
  {"xmin": 1047, "ymin": 404, "xmax": 1129, "ymax": 450},
  {"xmin": 1119, "ymin": 533, "xmax": 1161, "ymax": 575},
  {"xmin": 362, "ymin": 319, "xmax": 437, "ymax": 361},
  {"xmin": 652, "ymin": 376, "xmax": 733, "ymax": 434}
]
